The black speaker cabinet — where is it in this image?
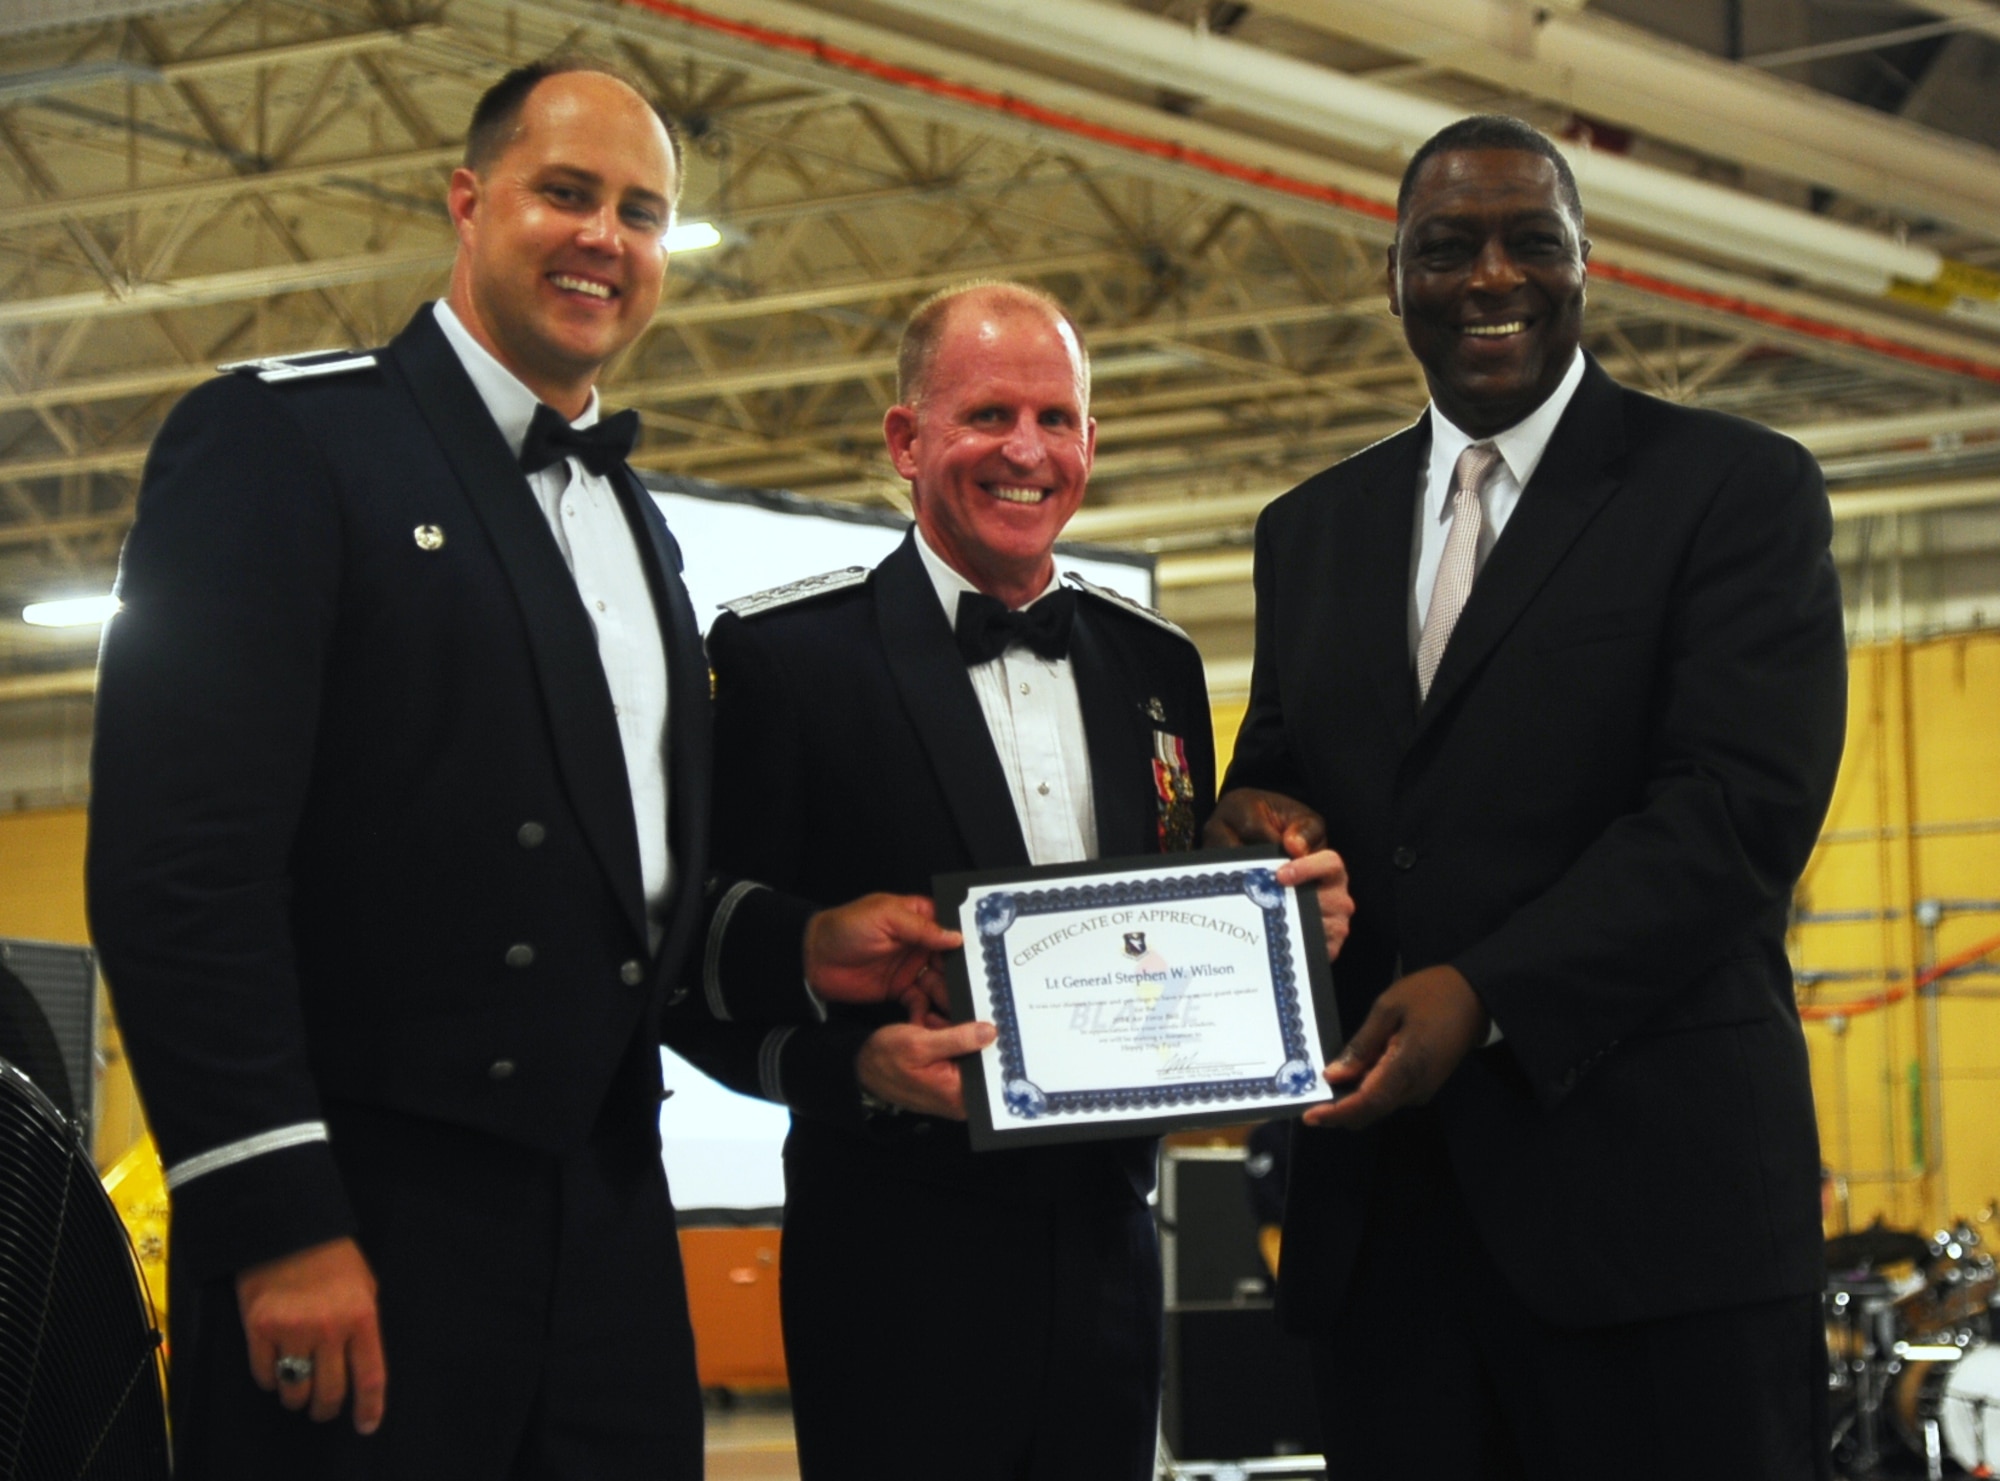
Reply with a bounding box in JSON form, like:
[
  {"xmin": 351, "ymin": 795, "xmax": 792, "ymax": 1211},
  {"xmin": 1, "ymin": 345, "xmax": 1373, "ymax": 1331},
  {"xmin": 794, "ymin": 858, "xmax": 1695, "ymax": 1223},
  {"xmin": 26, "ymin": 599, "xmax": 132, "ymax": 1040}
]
[
  {"xmin": 1163, "ymin": 1305, "xmax": 1323, "ymax": 1463},
  {"xmin": 1157, "ymin": 1146, "xmax": 1321, "ymax": 1464},
  {"xmin": 0, "ymin": 937, "xmax": 97, "ymax": 1143},
  {"xmin": 1160, "ymin": 1147, "xmax": 1268, "ymax": 1305}
]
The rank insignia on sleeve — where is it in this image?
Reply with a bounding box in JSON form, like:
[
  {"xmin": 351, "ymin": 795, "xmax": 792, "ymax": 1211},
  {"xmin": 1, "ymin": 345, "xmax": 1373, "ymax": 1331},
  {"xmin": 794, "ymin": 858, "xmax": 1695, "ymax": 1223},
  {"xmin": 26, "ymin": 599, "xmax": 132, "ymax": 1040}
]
[{"xmin": 1152, "ymin": 730, "xmax": 1196, "ymax": 854}]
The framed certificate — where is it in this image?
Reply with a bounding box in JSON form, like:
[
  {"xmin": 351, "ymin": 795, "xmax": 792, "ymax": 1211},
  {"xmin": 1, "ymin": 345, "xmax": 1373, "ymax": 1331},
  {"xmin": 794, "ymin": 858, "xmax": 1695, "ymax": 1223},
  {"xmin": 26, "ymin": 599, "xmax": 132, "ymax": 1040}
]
[{"xmin": 935, "ymin": 848, "xmax": 1342, "ymax": 1150}]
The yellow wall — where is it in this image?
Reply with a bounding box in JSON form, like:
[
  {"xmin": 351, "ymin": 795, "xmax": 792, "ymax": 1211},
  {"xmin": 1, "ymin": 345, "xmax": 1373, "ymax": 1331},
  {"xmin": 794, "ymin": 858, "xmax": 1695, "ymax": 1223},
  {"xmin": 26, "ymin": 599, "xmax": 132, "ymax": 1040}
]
[
  {"xmin": 1797, "ymin": 635, "xmax": 2000, "ymax": 1238},
  {"xmin": 0, "ymin": 807, "xmax": 89, "ymax": 943},
  {"xmin": 1212, "ymin": 697, "xmax": 1247, "ymax": 782},
  {"xmin": 0, "ymin": 807, "xmax": 148, "ymax": 1167}
]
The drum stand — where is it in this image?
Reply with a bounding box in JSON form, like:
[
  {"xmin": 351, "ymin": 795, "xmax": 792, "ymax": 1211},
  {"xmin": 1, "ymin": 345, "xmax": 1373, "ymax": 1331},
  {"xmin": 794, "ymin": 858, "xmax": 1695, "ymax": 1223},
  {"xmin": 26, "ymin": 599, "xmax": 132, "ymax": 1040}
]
[
  {"xmin": 1973, "ymin": 1397, "xmax": 1993, "ymax": 1479},
  {"xmin": 1830, "ymin": 1282, "xmax": 1891, "ymax": 1477}
]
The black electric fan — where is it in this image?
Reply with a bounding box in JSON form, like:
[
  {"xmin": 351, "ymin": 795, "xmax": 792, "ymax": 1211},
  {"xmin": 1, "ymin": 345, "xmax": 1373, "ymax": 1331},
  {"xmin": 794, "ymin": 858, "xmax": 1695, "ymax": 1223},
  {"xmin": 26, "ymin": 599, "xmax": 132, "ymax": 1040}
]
[{"xmin": 0, "ymin": 1055, "xmax": 169, "ymax": 1480}]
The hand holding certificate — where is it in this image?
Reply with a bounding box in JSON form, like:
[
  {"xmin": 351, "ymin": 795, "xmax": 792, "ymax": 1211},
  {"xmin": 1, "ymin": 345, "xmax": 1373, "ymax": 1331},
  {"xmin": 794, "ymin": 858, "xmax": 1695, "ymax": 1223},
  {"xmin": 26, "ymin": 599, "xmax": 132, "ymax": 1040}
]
[{"xmin": 936, "ymin": 848, "xmax": 1343, "ymax": 1149}]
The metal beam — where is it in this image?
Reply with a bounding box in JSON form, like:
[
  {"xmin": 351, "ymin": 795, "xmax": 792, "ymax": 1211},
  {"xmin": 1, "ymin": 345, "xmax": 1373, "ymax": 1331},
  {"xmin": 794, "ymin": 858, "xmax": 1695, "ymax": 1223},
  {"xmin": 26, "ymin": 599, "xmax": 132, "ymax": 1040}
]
[
  {"xmin": 0, "ymin": 247, "xmax": 454, "ymax": 329},
  {"xmin": 0, "ymin": 145, "xmax": 461, "ymax": 231},
  {"xmin": 0, "ymin": 508, "xmax": 137, "ymax": 548},
  {"xmin": 0, "ymin": 22, "xmax": 449, "ymax": 104},
  {"xmin": 0, "ymin": 667, "xmax": 95, "ymax": 701},
  {"xmin": 619, "ymin": 299, "xmax": 1367, "ymax": 407},
  {"xmin": 0, "ymin": 450, "xmax": 148, "ymax": 485}
]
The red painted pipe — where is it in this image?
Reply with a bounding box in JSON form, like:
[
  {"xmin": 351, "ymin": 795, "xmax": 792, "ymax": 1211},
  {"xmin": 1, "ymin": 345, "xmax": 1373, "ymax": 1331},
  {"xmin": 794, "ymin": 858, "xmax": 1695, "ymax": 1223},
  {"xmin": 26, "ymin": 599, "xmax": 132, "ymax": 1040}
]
[{"xmin": 1798, "ymin": 929, "xmax": 2000, "ymax": 1021}]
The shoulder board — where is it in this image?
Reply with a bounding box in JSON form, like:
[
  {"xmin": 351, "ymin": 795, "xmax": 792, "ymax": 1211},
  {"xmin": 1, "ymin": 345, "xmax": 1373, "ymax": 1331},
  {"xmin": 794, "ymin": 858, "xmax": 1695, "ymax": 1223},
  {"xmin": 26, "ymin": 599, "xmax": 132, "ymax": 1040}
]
[
  {"xmin": 218, "ymin": 349, "xmax": 379, "ymax": 384},
  {"xmin": 720, "ymin": 566, "xmax": 869, "ymax": 619},
  {"xmin": 1063, "ymin": 572, "xmax": 1190, "ymax": 642}
]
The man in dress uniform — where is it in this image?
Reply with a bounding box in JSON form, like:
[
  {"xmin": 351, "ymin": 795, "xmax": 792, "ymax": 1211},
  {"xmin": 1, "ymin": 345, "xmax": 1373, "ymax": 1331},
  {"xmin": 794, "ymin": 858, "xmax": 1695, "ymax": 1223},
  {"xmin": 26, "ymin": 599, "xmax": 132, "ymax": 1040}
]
[
  {"xmin": 87, "ymin": 63, "xmax": 955, "ymax": 1479},
  {"xmin": 680, "ymin": 281, "xmax": 1351, "ymax": 1481},
  {"xmin": 1210, "ymin": 116, "xmax": 1847, "ymax": 1478}
]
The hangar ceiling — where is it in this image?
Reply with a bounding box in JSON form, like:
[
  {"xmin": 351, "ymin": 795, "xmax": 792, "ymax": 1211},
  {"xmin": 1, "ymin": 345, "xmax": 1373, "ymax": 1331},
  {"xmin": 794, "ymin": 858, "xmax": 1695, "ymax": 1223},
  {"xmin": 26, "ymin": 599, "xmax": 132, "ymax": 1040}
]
[{"xmin": 3, "ymin": 0, "xmax": 2000, "ymax": 729}]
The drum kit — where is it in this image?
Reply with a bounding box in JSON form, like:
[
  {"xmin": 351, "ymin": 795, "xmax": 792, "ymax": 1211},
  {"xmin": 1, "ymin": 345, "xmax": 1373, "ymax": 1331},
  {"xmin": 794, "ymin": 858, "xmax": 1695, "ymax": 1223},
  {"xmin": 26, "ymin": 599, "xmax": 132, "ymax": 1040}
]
[{"xmin": 1828, "ymin": 1216, "xmax": 2000, "ymax": 1479}]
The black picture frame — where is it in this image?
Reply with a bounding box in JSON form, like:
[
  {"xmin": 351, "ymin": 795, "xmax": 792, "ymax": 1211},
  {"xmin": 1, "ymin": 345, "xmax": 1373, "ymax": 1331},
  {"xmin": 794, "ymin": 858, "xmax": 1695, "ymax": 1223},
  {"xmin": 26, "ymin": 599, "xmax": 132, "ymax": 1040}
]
[{"xmin": 934, "ymin": 846, "xmax": 1343, "ymax": 1151}]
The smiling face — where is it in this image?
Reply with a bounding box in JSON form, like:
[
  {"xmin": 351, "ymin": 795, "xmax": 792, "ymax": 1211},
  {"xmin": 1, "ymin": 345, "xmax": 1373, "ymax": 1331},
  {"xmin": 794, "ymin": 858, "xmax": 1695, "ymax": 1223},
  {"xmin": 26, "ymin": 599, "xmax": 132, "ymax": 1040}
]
[
  {"xmin": 446, "ymin": 71, "xmax": 675, "ymax": 417},
  {"xmin": 1389, "ymin": 148, "xmax": 1590, "ymax": 438},
  {"xmin": 885, "ymin": 295, "xmax": 1096, "ymax": 609}
]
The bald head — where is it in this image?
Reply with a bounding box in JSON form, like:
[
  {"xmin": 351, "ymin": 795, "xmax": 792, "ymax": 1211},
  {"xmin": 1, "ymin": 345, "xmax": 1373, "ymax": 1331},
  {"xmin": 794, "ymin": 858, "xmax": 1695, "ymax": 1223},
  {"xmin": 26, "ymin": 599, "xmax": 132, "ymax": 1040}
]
[{"xmin": 465, "ymin": 62, "xmax": 684, "ymax": 207}]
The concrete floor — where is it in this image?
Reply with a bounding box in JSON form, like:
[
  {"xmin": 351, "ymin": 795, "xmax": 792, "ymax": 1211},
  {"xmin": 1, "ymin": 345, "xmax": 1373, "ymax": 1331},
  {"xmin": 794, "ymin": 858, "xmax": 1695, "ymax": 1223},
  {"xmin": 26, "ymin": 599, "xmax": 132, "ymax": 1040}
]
[{"xmin": 705, "ymin": 1393, "xmax": 801, "ymax": 1481}]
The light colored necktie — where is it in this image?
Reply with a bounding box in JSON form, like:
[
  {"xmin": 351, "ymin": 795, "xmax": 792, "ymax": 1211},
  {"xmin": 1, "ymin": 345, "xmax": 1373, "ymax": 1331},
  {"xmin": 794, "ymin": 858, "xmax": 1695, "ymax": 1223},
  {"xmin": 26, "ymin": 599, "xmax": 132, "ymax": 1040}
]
[{"xmin": 1416, "ymin": 441, "xmax": 1501, "ymax": 701}]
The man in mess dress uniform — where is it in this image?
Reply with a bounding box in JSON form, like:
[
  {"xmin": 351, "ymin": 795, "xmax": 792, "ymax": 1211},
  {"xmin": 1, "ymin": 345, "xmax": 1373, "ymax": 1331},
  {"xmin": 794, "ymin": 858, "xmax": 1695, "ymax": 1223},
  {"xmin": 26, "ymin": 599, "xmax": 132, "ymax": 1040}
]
[
  {"xmin": 680, "ymin": 281, "xmax": 1352, "ymax": 1481},
  {"xmin": 88, "ymin": 62, "xmax": 955, "ymax": 1479}
]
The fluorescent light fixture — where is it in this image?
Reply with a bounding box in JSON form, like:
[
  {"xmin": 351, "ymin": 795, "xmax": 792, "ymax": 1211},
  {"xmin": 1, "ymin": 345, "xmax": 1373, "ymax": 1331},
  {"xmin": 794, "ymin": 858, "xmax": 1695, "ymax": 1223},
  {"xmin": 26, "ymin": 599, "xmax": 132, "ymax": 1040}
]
[
  {"xmin": 23, "ymin": 594, "xmax": 120, "ymax": 628},
  {"xmin": 665, "ymin": 220, "xmax": 723, "ymax": 254}
]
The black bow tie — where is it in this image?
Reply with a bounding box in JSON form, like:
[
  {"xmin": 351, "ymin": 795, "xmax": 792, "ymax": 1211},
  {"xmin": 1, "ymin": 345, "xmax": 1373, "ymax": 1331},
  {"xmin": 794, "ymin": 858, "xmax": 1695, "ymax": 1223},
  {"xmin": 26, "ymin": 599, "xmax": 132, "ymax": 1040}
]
[
  {"xmin": 954, "ymin": 588, "xmax": 1076, "ymax": 665},
  {"xmin": 520, "ymin": 404, "xmax": 639, "ymax": 478}
]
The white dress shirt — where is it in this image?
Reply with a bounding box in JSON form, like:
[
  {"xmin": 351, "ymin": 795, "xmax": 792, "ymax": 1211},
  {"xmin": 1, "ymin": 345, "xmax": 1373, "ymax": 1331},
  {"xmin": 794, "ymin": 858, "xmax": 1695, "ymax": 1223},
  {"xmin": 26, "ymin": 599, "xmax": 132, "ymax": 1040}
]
[
  {"xmin": 434, "ymin": 301, "xmax": 673, "ymax": 939},
  {"xmin": 915, "ymin": 531, "xmax": 1098, "ymax": 866},
  {"xmin": 1408, "ymin": 349, "xmax": 1587, "ymax": 658},
  {"xmin": 1404, "ymin": 349, "xmax": 1586, "ymax": 1043}
]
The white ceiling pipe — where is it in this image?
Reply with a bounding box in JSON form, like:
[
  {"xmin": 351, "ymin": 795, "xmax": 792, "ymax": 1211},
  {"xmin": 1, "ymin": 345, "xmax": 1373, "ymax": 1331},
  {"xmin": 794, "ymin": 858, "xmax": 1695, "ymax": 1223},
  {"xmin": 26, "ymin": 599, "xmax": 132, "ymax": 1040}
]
[
  {"xmin": 1829, "ymin": 476, "xmax": 2000, "ymax": 520},
  {"xmin": 1791, "ymin": 403, "xmax": 2000, "ymax": 457},
  {"xmin": 1897, "ymin": 0, "xmax": 2000, "ymax": 29},
  {"xmin": 877, "ymin": 0, "xmax": 1944, "ymax": 297},
  {"xmin": 1253, "ymin": 0, "xmax": 2000, "ymax": 243},
  {"xmin": 1561, "ymin": 152, "xmax": 1935, "ymax": 296}
]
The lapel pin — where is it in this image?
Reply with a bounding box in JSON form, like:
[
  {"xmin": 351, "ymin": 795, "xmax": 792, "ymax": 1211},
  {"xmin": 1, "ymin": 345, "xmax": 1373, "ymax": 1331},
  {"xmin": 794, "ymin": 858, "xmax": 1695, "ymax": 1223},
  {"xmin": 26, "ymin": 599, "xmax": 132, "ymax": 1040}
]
[
  {"xmin": 1144, "ymin": 696, "xmax": 1166, "ymax": 723},
  {"xmin": 413, "ymin": 525, "xmax": 445, "ymax": 551}
]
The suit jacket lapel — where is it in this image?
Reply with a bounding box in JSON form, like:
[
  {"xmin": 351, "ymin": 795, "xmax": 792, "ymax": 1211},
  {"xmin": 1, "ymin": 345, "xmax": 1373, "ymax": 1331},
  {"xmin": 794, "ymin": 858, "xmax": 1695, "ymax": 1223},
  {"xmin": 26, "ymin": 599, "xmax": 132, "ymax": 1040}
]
[
  {"xmin": 1068, "ymin": 605, "xmax": 1156, "ymax": 859},
  {"xmin": 875, "ymin": 533, "xmax": 1031, "ymax": 870},
  {"xmin": 618, "ymin": 475, "xmax": 712, "ymax": 953},
  {"xmin": 1417, "ymin": 356, "xmax": 1626, "ymax": 733},
  {"xmin": 385, "ymin": 311, "xmax": 648, "ymax": 942},
  {"xmin": 1347, "ymin": 425, "xmax": 1426, "ymax": 751}
]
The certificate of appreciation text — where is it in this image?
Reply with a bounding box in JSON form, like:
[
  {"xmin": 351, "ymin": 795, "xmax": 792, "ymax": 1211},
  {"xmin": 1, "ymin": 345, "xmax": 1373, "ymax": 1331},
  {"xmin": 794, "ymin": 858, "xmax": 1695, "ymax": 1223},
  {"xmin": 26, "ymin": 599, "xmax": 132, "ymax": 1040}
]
[{"xmin": 936, "ymin": 849, "xmax": 1340, "ymax": 1150}]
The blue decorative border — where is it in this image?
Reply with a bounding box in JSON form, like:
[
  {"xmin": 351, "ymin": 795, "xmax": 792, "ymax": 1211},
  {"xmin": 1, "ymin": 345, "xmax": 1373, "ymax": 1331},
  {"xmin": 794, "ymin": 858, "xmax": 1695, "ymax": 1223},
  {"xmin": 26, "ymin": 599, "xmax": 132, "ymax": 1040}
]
[{"xmin": 971, "ymin": 868, "xmax": 1317, "ymax": 1121}]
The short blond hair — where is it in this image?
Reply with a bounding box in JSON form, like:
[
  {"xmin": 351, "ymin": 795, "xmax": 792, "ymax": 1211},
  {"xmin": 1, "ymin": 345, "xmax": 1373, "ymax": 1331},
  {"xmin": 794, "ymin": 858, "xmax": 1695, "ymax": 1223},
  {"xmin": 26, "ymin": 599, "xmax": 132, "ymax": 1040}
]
[{"xmin": 896, "ymin": 281, "xmax": 1091, "ymax": 408}]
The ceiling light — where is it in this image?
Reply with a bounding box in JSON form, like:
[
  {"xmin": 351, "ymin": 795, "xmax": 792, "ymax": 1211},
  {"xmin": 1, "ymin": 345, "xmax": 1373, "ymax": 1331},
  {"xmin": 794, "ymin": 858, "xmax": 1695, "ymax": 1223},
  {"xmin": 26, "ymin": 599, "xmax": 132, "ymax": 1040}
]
[
  {"xmin": 666, "ymin": 220, "xmax": 723, "ymax": 254},
  {"xmin": 23, "ymin": 595, "xmax": 120, "ymax": 628}
]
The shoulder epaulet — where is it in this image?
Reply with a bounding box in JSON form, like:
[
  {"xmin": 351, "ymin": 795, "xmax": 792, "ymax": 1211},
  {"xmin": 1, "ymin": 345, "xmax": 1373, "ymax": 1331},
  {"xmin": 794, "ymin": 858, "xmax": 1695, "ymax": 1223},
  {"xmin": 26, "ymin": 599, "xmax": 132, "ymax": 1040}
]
[
  {"xmin": 720, "ymin": 566, "xmax": 869, "ymax": 619},
  {"xmin": 218, "ymin": 349, "xmax": 379, "ymax": 384},
  {"xmin": 1063, "ymin": 571, "xmax": 1190, "ymax": 642}
]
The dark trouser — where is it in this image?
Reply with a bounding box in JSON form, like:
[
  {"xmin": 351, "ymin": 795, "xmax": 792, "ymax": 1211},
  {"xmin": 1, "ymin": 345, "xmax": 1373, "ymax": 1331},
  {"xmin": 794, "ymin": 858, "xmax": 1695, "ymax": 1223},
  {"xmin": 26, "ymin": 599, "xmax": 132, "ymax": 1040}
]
[
  {"xmin": 167, "ymin": 1100, "xmax": 702, "ymax": 1480},
  {"xmin": 779, "ymin": 1154, "xmax": 1162, "ymax": 1481},
  {"xmin": 1308, "ymin": 1109, "xmax": 1829, "ymax": 1481}
]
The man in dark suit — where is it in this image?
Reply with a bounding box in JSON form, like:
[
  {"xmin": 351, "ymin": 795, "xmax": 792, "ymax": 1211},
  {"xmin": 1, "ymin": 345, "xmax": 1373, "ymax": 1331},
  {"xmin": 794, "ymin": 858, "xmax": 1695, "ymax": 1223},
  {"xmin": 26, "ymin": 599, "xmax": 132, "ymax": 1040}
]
[
  {"xmin": 86, "ymin": 63, "xmax": 954, "ymax": 1479},
  {"xmin": 682, "ymin": 281, "xmax": 1348, "ymax": 1481},
  {"xmin": 1210, "ymin": 116, "xmax": 1847, "ymax": 1479}
]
